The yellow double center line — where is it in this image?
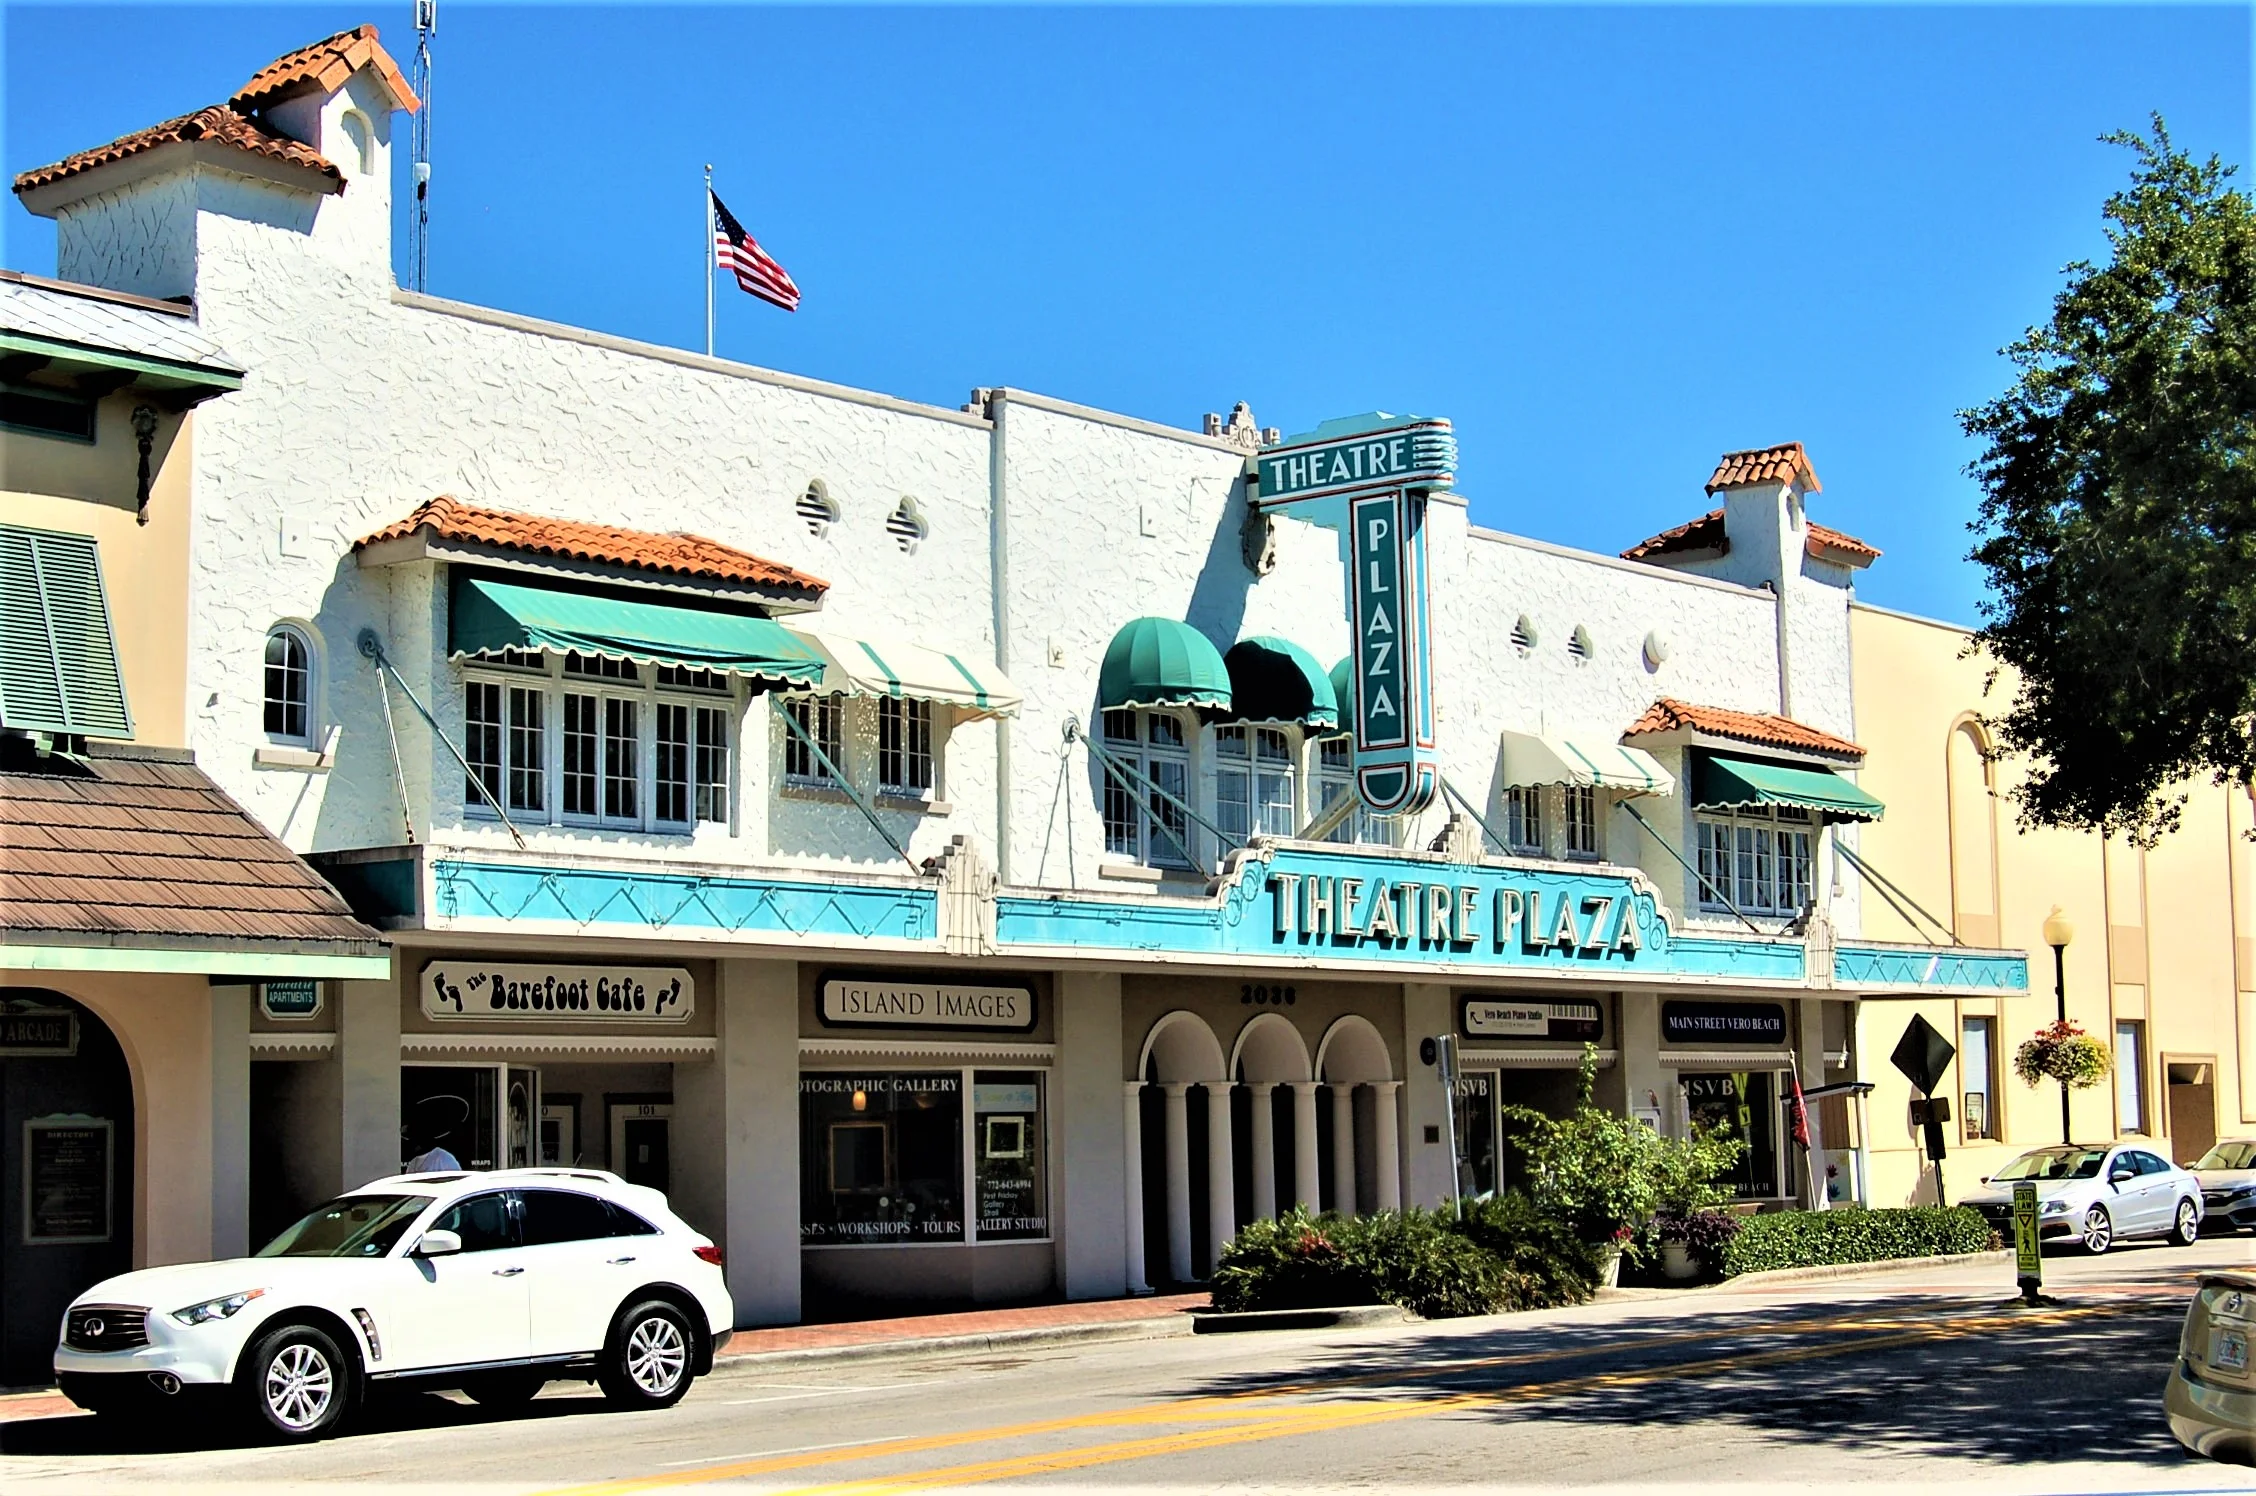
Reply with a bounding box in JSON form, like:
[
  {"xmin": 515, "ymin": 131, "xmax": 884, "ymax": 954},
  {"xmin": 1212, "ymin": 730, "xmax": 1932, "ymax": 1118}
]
[{"xmin": 546, "ymin": 1300, "xmax": 2144, "ymax": 1496}]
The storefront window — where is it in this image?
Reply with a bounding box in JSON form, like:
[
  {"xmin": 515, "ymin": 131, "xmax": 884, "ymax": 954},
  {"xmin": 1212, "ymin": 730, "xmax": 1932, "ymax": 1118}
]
[
  {"xmin": 1681, "ymin": 1071, "xmax": 1780, "ymax": 1198},
  {"xmin": 1454, "ymin": 1071, "xmax": 1497, "ymax": 1197},
  {"xmin": 973, "ymin": 1071, "xmax": 1047, "ymax": 1240},
  {"xmin": 800, "ymin": 1072, "xmax": 964, "ymax": 1244}
]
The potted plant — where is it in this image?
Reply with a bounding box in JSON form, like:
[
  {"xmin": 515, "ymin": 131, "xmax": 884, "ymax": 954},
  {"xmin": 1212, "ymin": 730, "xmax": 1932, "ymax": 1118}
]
[
  {"xmin": 1506, "ymin": 1046, "xmax": 1665, "ymax": 1285},
  {"xmin": 1653, "ymin": 1208, "xmax": 1743, "ymax": 1280}
]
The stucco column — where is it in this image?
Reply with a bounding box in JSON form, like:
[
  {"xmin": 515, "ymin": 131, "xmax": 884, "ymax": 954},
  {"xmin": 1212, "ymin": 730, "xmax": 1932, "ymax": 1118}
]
[
  {"xmin": 1400, "ymin": 983, "xmax": 1453, "ymax": 1208},
  {"xmin": 1055, "ymin": 970, "xmax": 1127, "ymax": 1299},
  {"xmin": 336, "ymin": 978, "xmax": 401, "ymax": 1195},
  {"xmin": 1122, "ymin": 1083, "xmax": 1149, "ymax": 1294},
  {"xmin": 1246, "ymin": 1083, "xmax": 1278, "ymax": 1222},
  {"xmin": 1798, "ymin": 998, "xmax": 1830, "ymax": 1210},
  {"xmin": 1371, "ymin": 1081, "xmax": 1403, "ymax": 1213},
  {"xmin": 1330, "ymin": 1083, "xmax": 1359, "ymax": 1215},
  {"xmin": 1290, "ymin": 1082, "xmax": 1323, "ymax": 1212},
  {"xmin": 209, "ymin": 983, "xmax": 251, "ymax": 1259},
  {"xmin": 1161, "ymin": 1082, "xmax": 1193, "ymax": 1284},
  {"xmin": 1203, "ymin": 1081, "xmax": 1235, "ymax": 1274}
]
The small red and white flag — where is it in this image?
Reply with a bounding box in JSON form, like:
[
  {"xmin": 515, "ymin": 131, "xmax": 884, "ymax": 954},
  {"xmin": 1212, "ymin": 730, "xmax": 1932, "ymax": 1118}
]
[
  {"xmin": 711, "ymin": 190, "xmax": 799, "ymax": 312},
  {"xmin": 1786, "ymin": 1067, "xmax": 1812, "ymax": 1151}
]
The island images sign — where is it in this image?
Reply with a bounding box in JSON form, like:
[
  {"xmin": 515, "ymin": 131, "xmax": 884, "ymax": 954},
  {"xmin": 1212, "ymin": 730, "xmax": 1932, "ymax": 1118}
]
[{"xmin": 1252, "ymin": 415, "xmax": 1456, "ymax": 816}]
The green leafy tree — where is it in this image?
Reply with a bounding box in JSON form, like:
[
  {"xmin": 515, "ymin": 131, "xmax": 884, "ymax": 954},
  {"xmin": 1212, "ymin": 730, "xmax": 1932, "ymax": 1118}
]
[{"xmin": 1962, "ymin": 118, "xmax": 2256, "ymax": 844}]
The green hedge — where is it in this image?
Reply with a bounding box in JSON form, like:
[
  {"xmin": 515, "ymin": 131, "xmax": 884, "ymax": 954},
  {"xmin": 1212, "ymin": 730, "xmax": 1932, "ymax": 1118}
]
[
  {"xmin": 1716, "ymin": 1206, "xmax": 1998, "ymax": 1278},
  {"xmin": 1210, "ymin": 1197, "xmax": 1596, "ymax": 1319}
]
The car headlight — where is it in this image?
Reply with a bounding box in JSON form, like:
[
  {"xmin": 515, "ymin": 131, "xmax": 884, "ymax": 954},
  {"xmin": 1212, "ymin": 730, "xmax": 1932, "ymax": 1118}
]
[
  {"xmin": 171, "ymin": 1289, "xmax": 266, "ymax": 1326},
  {"xmin": 2040, "ymin": 1199, "xmax": 2069, "ymax": 1215}
]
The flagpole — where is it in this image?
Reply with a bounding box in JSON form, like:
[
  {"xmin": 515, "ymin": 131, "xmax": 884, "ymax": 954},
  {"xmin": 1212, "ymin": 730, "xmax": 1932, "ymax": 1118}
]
[{"xmin": 703, "ymin": 163, "xmax": 715, "ymax": 358}]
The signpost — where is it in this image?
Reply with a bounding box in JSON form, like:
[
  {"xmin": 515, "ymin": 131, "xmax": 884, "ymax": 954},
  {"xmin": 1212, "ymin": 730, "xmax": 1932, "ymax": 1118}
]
[
  {"xmin": 2012, "ymin": 1180, "xmax": 2044, "ymax": 1305},
  {"xmin": 1251, "ymin": 413, "xmax": 1455, "ymax": 818},
  {"xmin": 1433, "ymin": 1032, "xmax": 1464, "ymax": 1218},
  {"xmin": 1890, "ymin": 1015, "xmax": 1958, "ymax": 1206}
]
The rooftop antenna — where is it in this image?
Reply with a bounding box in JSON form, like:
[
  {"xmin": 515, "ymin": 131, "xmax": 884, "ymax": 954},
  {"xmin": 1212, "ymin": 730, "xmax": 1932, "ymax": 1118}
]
[{"xmin": 409, "ymin": 0, "xmax": 436, "ymax": 292}]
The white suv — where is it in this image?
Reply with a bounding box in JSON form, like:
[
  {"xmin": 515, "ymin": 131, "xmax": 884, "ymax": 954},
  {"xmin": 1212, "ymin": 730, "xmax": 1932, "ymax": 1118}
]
[{"xmin": 54, "ymin": 1169, "xmax": 734, "ymax": 1441}]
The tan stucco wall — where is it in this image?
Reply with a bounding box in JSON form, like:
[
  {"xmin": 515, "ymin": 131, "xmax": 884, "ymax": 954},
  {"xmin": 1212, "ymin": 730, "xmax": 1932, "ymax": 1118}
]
[
  {"xmin": 1849, "ymin": 604, "xmax": 2255, "ymax": 1204},
  {"xmin": 0, "ymin": 967, "xmax": 219, "ymax": 1269},
  {"xmin": 2, "ymin": 398, "xmax": 193, "ymax": 747}
]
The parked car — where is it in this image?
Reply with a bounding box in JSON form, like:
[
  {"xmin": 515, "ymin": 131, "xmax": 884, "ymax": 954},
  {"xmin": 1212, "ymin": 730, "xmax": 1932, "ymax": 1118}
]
[
  {"xmin": 2194, "ymin": 1140, "xmax": 2256, "ymax": 1234},
  {"xmin": 1961, "ymin": 1143, "xmax": 2203, "ymax": 1254},
  {"xmin": 53, "ymin": 1169, "xmax": 732, "ymax": 1441},
  {"xmin": 2167, "ymin": 1270, "xmax": 2256, "ymax": 1464}
]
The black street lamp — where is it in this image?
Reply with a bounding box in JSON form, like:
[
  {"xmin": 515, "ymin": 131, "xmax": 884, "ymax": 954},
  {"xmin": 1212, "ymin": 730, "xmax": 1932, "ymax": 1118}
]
[{"xmin": 2043, "ymin": 905, "xmax": 2076, "ymax": 1145}]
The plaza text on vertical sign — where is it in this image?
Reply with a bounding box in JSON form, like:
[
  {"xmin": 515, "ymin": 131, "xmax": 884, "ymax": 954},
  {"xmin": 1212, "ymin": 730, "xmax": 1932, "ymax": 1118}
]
[{"xmin": 1252, "ymin": 415, "xmax": 1455, "ymax": 816}]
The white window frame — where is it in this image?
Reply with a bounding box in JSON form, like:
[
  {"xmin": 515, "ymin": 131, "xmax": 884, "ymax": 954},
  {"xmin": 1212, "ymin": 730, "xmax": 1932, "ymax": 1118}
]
[
  {"xmin": 1563, "ymin": 784, "xmax": 1600, "ymax": 860},
  {"xmin": 1214, "ymin": 723, "xmax": 1297, "ymax": 847},
  {"xmin": 1694, "ymin": 805, "xmax": 1816, "ymax": 916},
  {"xmin": 263, "ymin": 624, "xmax": 316, "ymax": 745},
  {"xmin": 460, "ymin": 651, "xmax": 737, "ymax": 835},
  {"xmin": 1100, "ymin": 708, "xmax": 1191, "ymax": 869},
  {"xmin": 878, "ymin": 695, "xmax": 936, "ymax": 800},
  {"xmin": 782, "ymin": 692, "xmax": 847, "ymax": 790},
  {"xmin": 1504, "ymin": 784, "xmax": 1544, "ymax": 856}
]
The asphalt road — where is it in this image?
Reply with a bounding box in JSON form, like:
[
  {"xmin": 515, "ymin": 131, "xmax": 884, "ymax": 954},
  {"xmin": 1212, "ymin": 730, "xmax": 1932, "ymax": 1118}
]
[{"xmin": 9, "ymin": 1238, "xmax": 2256, "ymax": 1495}]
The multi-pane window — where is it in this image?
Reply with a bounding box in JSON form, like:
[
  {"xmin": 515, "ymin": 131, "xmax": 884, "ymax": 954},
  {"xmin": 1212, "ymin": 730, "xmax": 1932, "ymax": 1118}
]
[
  {"xmin": 462, "ymin": 650, "xmax": 735, "ymax": 833},
  {"xmin": 1100, "ymin": 709, "xmax": 1190, "ymax": 868},
  {"xmin": 1563, "ymin": 785, "xmax": 1599, "ymax": 859},
  {"xmin": 784, "ymin": 694, "xmax": 845, "ymax": 786},
  {"xmin": 1504, "ymin": 785, "xmax": 1544, "ymax": 854},
  {"xmin": 1695, "ymin": 806, "xmax": 1816, "ymax": 916},
  {"xmin": 263, "ymin": 627, "xmax": 312, "ymax": 742},
  {"xmin": 2116, "ymin": 1020, "xmax": 2147, "ymax": 1134},
  {"xmin": 879, "ymin": 696, "xmax": 935, "ymax": 797},
  {"xmin": 1314, "ymin": 736, "xmax": 1401, "ymax": 847},
  {"xmin": 1215, "ymin": 724, "xmax": 1295, "ymax": 845}
]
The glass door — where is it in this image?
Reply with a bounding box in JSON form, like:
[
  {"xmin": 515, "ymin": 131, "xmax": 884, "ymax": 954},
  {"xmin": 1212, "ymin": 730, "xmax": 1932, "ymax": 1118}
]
[{"xmin": 506, "ymin": 1067, "xmax": 540, "ymax": 1169}]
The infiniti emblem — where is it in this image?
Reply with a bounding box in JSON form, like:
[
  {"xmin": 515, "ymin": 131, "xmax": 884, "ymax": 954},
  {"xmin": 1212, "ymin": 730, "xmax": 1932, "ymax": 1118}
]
[{"xmin": 83, "ymin": 1316, "xmax": 105, "ymax": 1338}]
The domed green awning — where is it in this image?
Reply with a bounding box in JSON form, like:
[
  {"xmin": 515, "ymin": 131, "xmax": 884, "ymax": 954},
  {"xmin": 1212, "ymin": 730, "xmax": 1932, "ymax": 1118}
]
[
  {"xmin": 1329, "ymin": 657, "xmax": 1354, "ymax": 728},
  {"xmin": 1224, "ymin": 637, "xmax": 1339, "ymax": 731},
  {"xmin": 1098, "ymin": 617, "xmax": 1232, "ymax": 712}
]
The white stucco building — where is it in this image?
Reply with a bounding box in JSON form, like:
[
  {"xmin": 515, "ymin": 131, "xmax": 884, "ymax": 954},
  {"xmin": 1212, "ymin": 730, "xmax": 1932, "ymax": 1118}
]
[{"xmin": 11, "ymin": 25, "xmax": 2025, "ymax": 1328}]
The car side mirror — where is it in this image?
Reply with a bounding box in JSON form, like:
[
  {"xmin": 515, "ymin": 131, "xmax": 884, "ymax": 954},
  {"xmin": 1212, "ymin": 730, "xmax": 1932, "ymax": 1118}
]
[
  {"xmin": 412, "ymin": 1228, "xmax": 462, "ymax": 1257},
  {"xmin": 2110, "ymin": 1168, "xmax": 2135, "ymax": 1186}
]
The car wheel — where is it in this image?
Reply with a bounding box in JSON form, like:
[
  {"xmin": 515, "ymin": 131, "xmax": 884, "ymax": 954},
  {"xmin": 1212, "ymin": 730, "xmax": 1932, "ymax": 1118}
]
[
  {"xmin": 238, "ymin": 1322, "xmax": 352, "ymax": 1441},
  {"xmin": 2081, "ymin": 1206, "xmax": 2114, "ymax": 1255},
  {"xmin": 462, "ymin": 1371, "xmax": 547, "ymax": 1407},
  {"xmin": 2171, "ymin": 1198, "xmax": 2201, "ymax": 1246},
  {"xmin": 598, "ymin": 1299, "xmax": 695, "ymax": 1410}
]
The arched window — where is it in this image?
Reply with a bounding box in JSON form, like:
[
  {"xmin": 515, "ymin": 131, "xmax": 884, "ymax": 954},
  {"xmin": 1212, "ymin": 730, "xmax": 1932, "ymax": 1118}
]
[
  {"xmin": 264, "ymin": 626, "xmax": 313, "ymax": 743},
  {"xmin": 339, "ymin": 110, "xmax": 375, "ymax": 178},
  {"xmin": 1946, "ymin": 720, "xmax": 1999, "ymax": 946}
]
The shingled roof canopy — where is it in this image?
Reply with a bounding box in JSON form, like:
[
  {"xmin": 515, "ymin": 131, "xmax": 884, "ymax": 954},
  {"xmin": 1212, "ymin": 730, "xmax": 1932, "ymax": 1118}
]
[
  {"xmin": 355, "ymin": 495, "xmax": 829, "ymax": 598},
  {"xmin": 1706, "ymin": 441, "xmax": 1822, "ymax": 496},
  {"xmin": 1619, "ymin": 507, "xmax": 1880, "ymax": 568},
  {"xmin": 231, "ymin": 24, "xmax": 419, "ymax": 114},
  {"xmin": 0, "ymin": 744, "xmax": 386, "ymax": 957},
  {"xmin": 1625, "ymin": 697, "xmax": 1864, "ymax": 761}
]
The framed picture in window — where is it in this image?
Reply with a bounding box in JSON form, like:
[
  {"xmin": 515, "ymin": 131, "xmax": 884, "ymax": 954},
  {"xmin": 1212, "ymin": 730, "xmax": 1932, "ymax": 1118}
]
[
  {"xmin": 828, "ymin": 1120, "xmax": 890, "ymax": 1194},
  {"xmin": 983, "ymin": 1115, "xmax": 1027, "ymax": 1161}
]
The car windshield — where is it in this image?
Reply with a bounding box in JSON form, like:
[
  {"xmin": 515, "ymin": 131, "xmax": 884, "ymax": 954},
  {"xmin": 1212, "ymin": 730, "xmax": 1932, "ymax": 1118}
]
[
  {"xmin": 2197, "ymin": 1142, "xmax": 2256, "ymax": 1171},
  {"xmin": 256, "ymin": 1194, "xmax": 433, "ymax": 1258},
  {"xmin": 1991, "ymin": 1147, "xmax": 2108, "ymax": 1181}
]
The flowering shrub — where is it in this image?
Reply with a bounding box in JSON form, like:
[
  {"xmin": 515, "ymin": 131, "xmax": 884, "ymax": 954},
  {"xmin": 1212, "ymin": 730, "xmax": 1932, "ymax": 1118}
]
[
  {"xmin": 2013, "ymin": 1020, "xmax": 2115, "ymax": 1090},
  {"xmin": 1211, "ymin": 1199, "xmax": 1596, "ymax": 1318}
]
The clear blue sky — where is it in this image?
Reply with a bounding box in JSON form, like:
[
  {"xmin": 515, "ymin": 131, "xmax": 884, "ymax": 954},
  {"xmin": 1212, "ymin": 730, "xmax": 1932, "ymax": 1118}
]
[{"xmin": 6, "ymin": 5, "xmax": 2249, "ymax": 624}]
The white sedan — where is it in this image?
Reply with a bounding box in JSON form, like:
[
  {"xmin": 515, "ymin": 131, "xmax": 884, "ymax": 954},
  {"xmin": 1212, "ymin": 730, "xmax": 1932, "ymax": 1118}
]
[
  {"xmin": 53, "ymin": 1169, "xmax": 734, "ymax": 1441},
  {"xmin": 2194, "ymin": 1139, "xmax": 2256, "ymax": 1233},
  {"xmin": 1962, "ymin": 1143, "xmax": 2204, "ymax": 1254}
]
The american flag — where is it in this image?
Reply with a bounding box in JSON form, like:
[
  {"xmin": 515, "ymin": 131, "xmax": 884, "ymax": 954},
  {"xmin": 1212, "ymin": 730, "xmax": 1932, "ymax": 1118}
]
[{"xmin": 711, "ymin": 190, "xmax": 800, "ymax": 312}]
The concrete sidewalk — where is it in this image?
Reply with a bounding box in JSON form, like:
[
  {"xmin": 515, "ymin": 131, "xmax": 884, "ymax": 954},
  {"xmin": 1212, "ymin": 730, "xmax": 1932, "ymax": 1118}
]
[{"xmin": 0, "ymin": 1292, "xmax": 1212, "ymax": 1424}]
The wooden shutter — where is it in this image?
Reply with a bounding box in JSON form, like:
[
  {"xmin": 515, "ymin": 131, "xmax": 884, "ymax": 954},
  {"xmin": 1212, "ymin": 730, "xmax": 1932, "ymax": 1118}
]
[{"xmin": 0, "ymin": 524, "xmax": 133, "ymax": 738}]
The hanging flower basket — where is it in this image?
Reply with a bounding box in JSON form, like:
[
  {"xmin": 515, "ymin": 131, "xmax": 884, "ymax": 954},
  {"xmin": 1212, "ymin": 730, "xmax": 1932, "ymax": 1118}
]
[{"xmin": 2012, "ymin": 1020, "xmax": 2114, "ymax": 1090}]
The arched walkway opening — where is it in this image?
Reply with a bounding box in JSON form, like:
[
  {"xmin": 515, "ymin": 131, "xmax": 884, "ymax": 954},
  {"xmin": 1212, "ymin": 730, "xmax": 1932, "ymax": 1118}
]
[
  {"xmin": 1229, "ymin": 1013, "xmax": 1313, "ymax": 1226},
  {"xmin": 0, "ymin": 989, "xmax": 134, "ymax": 1385},
  {"xmin": 1313, "ymin": 1016, "xmax": 1402, "ymax": 1216},
  {"xmin": 1130, "ymin": 1012, "xmax": 1229, "ymax": 1289}
]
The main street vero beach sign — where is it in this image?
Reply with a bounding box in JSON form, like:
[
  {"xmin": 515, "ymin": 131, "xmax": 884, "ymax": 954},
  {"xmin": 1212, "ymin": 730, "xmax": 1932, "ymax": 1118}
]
[{"xmin": 1253, "ymin": 414, "xmax": 1456, "ymax": 815}]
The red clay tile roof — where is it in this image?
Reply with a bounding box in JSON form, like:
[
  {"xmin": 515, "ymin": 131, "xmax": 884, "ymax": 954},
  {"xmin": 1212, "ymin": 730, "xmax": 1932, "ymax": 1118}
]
[
  {"xmin": 1621, "ymin": 507, "xmax": 1880, "ymax": 569},
  {"xmin": 13, "ymin": 105, "xmax": 342, "ymax": 198},
  {"xmin": 357, "ymin": 496, "xmax": 828, "ymax": 595},
  {"xmin": 232, "ymin": 24, "xmax": 419, "ymax": 115},
  {"xmin": 1621, "ymin": 508, "xmax": 1728, "ymax": 562},
  {"xmin": 1626, "ymin": 697, "xmax": 1864, "ymax": 759},
  {"xmin": 0, "ymin": 747, "xmax": 386, "ymax": 952},
  {"xmin": 1806, "ymin": 520, "xmax": 1881, "ymax": 564},
  {"xmin": 1706, "ymin": 441, "xmax": 1821, "ymax": 495}
]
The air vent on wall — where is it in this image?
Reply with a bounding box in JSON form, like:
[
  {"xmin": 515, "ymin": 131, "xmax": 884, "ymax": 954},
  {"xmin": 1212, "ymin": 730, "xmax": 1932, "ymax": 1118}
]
[
  {"xmin": 887, "ymin": 496, "xmax": 928, "ymax": 554},
  {"xmin": 1510, "ymin": 615, "xmax": 1537, "ymax": 653},
  {"xmin": 796, "ymin": 481, "xmax": 838, "ymax": 537},
  {"xmin": 1569, "ymin": 625, "xmax": 1593, "ymax": 661}
]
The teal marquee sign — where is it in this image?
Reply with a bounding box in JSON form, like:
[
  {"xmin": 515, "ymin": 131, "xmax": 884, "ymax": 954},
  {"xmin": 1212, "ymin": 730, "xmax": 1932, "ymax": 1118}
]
[{"xmin": 1253, "ymin": 416, "xmax": 1457, "ymax": 507}]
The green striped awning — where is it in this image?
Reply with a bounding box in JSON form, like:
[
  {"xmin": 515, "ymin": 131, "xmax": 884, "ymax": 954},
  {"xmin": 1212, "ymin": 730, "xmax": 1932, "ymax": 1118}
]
[
  {"xmin": 1223, "ymin": 636, "xmax": 1339, "ymax": 730},
  {"xmin": 1098, "ymin": 617, "xmax": 1232, "ymax": 713},
  {"xmin": 1499, "ymin": 730, "xmax": 1674, "ymax": 794},
  {"xmin": 1693, "ymin": 751, "xmax": 1886, "ymax": 823},
  {"xmin": 785, "ymin": 625, "xmax": 1021, "ymax": 719},
  {"xmin": 449, "ymin": 575, "xmax": 824, "ymax": 687},
  {"xmin": 1329, "ymin": 656, "xmax": 1353, "ymax": 718}
]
